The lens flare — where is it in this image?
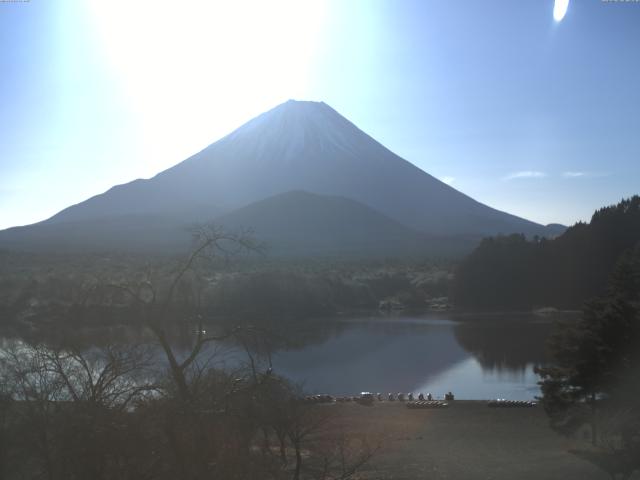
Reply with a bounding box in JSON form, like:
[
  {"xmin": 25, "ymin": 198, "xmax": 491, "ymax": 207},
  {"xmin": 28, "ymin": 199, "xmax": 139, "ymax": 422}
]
[
  {"xmin": 553, "ymin": 0, "xmax": 570, "ymax": 22},
  {"xmin": 85, "ymin": 0, "xmax": 328, "ymax": 177}
]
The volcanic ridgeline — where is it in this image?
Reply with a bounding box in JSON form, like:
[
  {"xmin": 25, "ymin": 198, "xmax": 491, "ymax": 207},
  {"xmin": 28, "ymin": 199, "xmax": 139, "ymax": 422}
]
[{"xmin": 0, "ymin": 100, "xmax": 561, "ymax": 255}]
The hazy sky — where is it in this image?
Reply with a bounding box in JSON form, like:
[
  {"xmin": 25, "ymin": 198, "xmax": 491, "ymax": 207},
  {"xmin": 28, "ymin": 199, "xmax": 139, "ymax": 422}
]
[{"xmin": 1, "ymin": 0, "xmax": 639, "ymax": 229}]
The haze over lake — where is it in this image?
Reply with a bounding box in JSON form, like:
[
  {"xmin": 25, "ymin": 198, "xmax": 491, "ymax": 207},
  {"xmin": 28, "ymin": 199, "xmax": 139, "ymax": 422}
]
[{"xmin": 3, "ymin": 312, "xmax": 559, "ymax": 401}]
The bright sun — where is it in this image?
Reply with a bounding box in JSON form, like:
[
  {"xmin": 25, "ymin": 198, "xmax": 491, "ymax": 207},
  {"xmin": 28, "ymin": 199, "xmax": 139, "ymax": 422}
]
[
  {"xmin": 553, "ymin": 0, "xmax": 570, "ymax": 22},
  {"xmin": 86, "ymin": 0, "xmax": 328, "ymax": 175}
]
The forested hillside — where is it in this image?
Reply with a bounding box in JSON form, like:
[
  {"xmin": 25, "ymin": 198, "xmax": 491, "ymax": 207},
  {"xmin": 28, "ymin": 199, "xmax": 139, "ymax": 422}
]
[{"xmin": 453, "ymin": 196, "xmax": 640, "ymax": 309}]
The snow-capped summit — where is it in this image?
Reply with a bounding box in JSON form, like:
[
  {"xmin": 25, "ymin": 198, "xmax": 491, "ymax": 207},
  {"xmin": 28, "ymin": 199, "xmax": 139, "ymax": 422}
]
[
  {"xmin": 0, "ymin": 100, "xmax": 553, "ymax": 254},
  {"xmin": 219, "ymin": 100, "xmax": 364, "ymax": 159}
]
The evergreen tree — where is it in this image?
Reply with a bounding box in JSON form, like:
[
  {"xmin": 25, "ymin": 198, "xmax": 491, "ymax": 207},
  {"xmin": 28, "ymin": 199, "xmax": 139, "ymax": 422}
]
[
  {"xmin": 454, "ymin": 196, "xmax": 640, "ymax": 309},
  {"xmin": 536, "ymin": 245, "xmax": 640, "ymax": 479}
]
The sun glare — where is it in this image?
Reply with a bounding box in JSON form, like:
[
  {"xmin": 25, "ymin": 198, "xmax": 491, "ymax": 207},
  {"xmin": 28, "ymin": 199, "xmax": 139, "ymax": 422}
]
[
  {"xmin": 86, "ymin": 0, "xmax": 328, "ymax": 176},
  {"xmin": 553, "ymin": 0, "xmax": 569, "ymax": 22}
]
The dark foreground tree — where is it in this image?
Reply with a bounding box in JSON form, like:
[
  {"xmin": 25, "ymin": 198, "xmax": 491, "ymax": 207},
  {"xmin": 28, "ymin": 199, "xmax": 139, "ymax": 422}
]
[{"xmin": 536, "ymin": 244, "xmax": 640, "ymax": 479}]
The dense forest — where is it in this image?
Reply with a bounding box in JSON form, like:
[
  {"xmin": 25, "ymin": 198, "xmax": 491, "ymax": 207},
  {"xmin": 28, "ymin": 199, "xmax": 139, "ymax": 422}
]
[
  {"xmin": 0, "ymin": 232, "xmax": 453, "ymax": 335},
  {"xmin": 453, "ymin": 196, "xmax": 640, "ymax": 310}
]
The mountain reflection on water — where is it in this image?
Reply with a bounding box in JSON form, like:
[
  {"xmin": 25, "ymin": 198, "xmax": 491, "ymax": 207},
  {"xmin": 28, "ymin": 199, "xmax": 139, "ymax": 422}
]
[
  {"xmin": 1, "ymin": 312, "xmax": 565, "ymax": 400},
  {"xmin": 269, "ymin": 313, "xmax": 556, "ymax": 400}
]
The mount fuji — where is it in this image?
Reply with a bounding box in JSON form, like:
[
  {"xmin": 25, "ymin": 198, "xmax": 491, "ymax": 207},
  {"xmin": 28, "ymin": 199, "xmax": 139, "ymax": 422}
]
[{"xmin": 0, "ymin": 100, "xmax": 559, "ymax": 255}]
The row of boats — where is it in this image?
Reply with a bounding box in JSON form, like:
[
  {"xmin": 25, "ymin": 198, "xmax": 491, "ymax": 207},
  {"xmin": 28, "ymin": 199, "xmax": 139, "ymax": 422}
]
[
  {"xmin": 406, "ymin": 401, "xmax": 449, "ymax": 409},
  {"xmin": 406, "ymin": 399, "xmax": 537, "ymax": 409},
  {"xmin": 302, "ymin": 392, "xmax": 452, "ymax": 405},
  {"xmin": 301, "ymin": 394, "xmax": 537, "ymax": 408},
  {"xmin": 487, "ymin": 399, "xmax": 537, "ymax": 408}
]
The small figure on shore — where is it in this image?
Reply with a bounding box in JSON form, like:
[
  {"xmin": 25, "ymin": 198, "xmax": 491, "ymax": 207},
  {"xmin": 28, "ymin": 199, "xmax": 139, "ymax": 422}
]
[
  {"xmin": 445, "ymin": 391, "xmax": 455, "ymax": 401},
  {"xmin": 418, "ymin": 393, "xmax": 425, "ymax": 401},
  {"xmin": 427, "ymin": 393, "xmax": 433, "ymax": 401},
  {"xmin": 408, "ymin": 393, "xmax": 414, "ymax": 401}
]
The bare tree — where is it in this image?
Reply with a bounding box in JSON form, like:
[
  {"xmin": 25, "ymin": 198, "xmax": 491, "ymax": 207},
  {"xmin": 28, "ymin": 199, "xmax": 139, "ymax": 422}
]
[
  {"xmin": 0, "ymin": 341, "xmax": 155, "ymax": 480},
  {"xmin": 0, "ymin": 224, "xmax": 377, "ymax": 480},
  {"xmin": 108, "ymin": 224, "xmax": 261, "ymax": 403}
]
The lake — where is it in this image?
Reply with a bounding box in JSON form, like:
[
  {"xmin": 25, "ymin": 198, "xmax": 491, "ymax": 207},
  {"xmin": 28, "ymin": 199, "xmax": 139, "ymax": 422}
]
[
  {"xmin": 1, "ymin": 311, "xmax": 568, "ymax": 400},
  {"xmin": 262, "ymin": 313, "xmax": 556, "ymax": 400}
]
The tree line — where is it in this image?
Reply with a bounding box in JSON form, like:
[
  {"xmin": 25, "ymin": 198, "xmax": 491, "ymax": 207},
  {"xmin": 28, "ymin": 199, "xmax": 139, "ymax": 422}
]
[{"xmin": 453, "ymin": 196, "xmax": 640, "ymax": 309}]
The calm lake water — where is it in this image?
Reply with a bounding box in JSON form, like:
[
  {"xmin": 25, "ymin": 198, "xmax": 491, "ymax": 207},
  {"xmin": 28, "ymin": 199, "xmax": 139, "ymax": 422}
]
[
  {"xmin": 2, "ymin": 311, "xmax": 568, "ymax": 400},
  {"xmin": 262, "ymin": 313, "xmax": 555, "ymax": 400}
]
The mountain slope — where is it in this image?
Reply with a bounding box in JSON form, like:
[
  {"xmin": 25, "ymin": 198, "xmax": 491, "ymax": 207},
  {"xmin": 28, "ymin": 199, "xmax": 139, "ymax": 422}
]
[
  {"xmin": 215, "ymin": 190, "xmax": 428, "ymax": 256},
  {"xmin": 0, "ymin": 214, "xmax": 195, "ymax": 253},
  {"xmin": 1, "ymin": 100, "xmax": 551, "ymax": 253}
]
